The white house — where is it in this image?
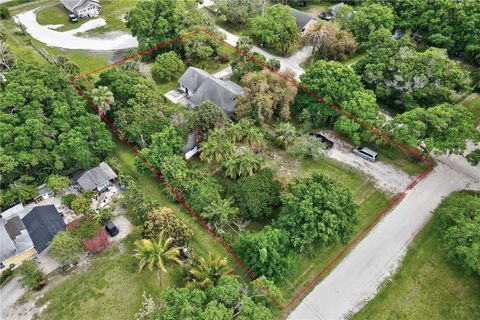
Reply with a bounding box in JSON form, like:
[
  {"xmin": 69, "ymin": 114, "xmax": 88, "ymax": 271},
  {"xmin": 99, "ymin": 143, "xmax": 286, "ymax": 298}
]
[{"xmin": 61, "ymin": 0, "xmax": 101, "ymax": 18}]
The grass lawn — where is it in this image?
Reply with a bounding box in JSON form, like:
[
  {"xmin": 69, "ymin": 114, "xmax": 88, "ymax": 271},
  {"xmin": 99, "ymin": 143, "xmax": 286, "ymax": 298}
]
[
  {"xmin": 36, "ymin": 238, "xmax": 181, "ymax": 320},
  {"xmin": 36, "ymin": 4, "xmax": 92, "ymax": 32},
  {"xmin": 80, "ymin": 0, "xmax": 140, "ymax": 35},
  {"xmin": 0, "ymin": 19, "xmax": 46, "ymax": 64},
  {"xmin": 461, "ymin": 92, "xmax": 480, "ymax": 125},
  {"xmin": 353, "ymin": 192, "xmax": 480, "ymax": 320}
]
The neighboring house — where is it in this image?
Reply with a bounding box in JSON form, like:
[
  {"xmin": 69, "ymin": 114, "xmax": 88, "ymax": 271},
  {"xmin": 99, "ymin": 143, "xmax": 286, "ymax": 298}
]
[
  {"xmin": 178, "ymin": 67, "xmax": 244, "ymax": 113},
  {"xmin": 319, "ymin": 2, "xmax": 345, "ymax": 21},
  {"xmin": 0, "ymin": 204, "xmax": 36, "ymax": 271},
  {"xmin": 22, "ymin": 205, "xmax": 66, "ymax": 254},
  {"xmin": 291, "ymin": 8, "xmax": 315, "ymax": 33},
  {"xmin": 182, "ymin": 131, "xmax": 199, "ymax": 160},
  {"xmin": 330, "ymin": 2, "xmax": 345, "ymax": 18},
  {"xmin": 61, "ymin": 0, "xmax": 101, "ymax": 18},
  {"xmin": 74, "ymin": 162, "xmax": 117, "ymax": 192}
]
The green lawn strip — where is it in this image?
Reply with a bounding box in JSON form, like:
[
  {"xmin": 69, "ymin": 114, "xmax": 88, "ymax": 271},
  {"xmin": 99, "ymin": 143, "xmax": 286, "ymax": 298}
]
[
  {"xmin": 353, "ymin": 196, "xmax": 480, "ymax": 320},
  {"xmin": 0, "ymin": 19, "xmax": 46, "ymax": 64},
  {"xmin": 461, "ymin": 92, "xmax": 480, "ymax": 125},
  {"xmin": 37, "ymin": 239, "xmax": 181, "ymax": 320},
  {"xmin": 36, "ymin": 4, "xmax": 92, "ymax": 32},
  {"xmin": 371, "ymin": 143, "xmax": 429, "ymax": 177}
]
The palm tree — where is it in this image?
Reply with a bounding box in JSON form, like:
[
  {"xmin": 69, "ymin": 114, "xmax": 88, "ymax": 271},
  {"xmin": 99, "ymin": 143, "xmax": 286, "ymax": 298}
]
[
  {"xmin": 224, "ymin": 122, "xmax": 245, "ymax": 143},
  {"xmin": 243, "ymin": 126, "xmax": 264, "ymax": 148},
  {"xmin": 275, "ymin": 122, "xmax": 297, "ymax": 149},
  {"xmin": 302, "ymin": 20, "xmax": 334, "ymax": 65},
  {"xmin": 187, "ymin": 254, "xmax": 234, "ymax": 289},
  {"xmin": 200, "ymin": 129, "xmax": 235, "ymax": 164},
  {"xmin": 222, "ymin": 150, "xmax": 264, "ymax": 178},
  {"xmin": 202, "ymin": 198, "xmax": 239, "ymax": 233},
  {"xmin": 91, "ymin": 86, "xmax": 114, "ymax": 116},
  {"xmin": 133, "ymin": 231, "xmax": 181, "ymax": 282}
]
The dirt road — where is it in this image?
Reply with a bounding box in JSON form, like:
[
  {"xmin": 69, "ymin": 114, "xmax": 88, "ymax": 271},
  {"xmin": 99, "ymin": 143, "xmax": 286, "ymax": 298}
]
[{"xmin": 288, "ymin": 160, "xmax": 478, "ymax": 320}]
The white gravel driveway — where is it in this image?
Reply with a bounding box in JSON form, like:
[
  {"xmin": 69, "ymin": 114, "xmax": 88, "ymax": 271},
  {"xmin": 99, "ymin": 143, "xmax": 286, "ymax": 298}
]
[{"xmin": 14, "ymin": 9, "xmax": 138, "ymax": 50}]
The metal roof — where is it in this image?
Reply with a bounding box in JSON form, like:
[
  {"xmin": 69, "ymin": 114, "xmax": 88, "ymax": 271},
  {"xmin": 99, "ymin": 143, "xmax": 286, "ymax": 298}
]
[{"xmin": 291, "ymin": 8, "xmax": 313, "ymax": 29}]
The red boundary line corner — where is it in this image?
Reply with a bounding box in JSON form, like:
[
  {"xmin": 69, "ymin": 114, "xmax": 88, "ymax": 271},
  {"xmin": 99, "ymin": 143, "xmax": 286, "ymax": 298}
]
[{"xmin": 68, "ymin": 28, "xmax": 434, "ymax": 313}]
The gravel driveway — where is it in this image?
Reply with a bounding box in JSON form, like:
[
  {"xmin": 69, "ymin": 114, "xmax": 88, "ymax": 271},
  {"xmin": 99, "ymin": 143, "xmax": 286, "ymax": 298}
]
[{"xmin": 15, "ymin": 9, "xmax": 138, "ymax": 50}]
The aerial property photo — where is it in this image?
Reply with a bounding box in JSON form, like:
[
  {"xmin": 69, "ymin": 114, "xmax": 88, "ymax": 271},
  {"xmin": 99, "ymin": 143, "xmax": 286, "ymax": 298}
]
[{"xmin": 1, "ymin": 1, "xmax": 479, "ymax": 320}]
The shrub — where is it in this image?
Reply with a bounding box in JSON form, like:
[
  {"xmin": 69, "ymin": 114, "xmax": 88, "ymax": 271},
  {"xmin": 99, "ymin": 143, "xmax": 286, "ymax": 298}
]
[
  {"xmin": 227, "ymin": 170, "xmax": 281, "ymax": 220},
  {"xmin": 71, "ymin": 195, "xmax": 92, "ymax": 215},
  {"xmin": 466, "ymin": 149, "xmax": 480, "ymax": 166},
  {"xmin": 62, "ymin": 193, "xmax": 78, "ymax": 208},
  {"xmin": 143, "ymin": 207, "xmax": 193, "ymax": 247},
  {"xmin": 151, "ymin": 51, "xmax": 185, "ymax": 83},
  {"xmin": 93, "ymin": 207, "xmax": 114, "ymax": 225},
  {"xmin": 0, "ymin": 7, "xmax": 10, "ymax": 19},
  {"xmin": 82, "ymin": 229, "xmax": 109, "ymax": 254},
  {"xmin": 0, "ymin": 268, "xmax": 13, "ymax": 285},
  {"xmin": 50, "ymin": 232, "xmax": 83, "ymax": 266},
  {"xmin": 47, "ymin": 175, "xmax": 70, "ymax": 193},
  {"xmin": 286, "ymin": 134, "xmax": 326, "ymax": 160},
  {"xmin": 435, "ymin": 192, "xmax": 480, "ymax": 275},
  {"xmin": 67, "ymin": 216, "xmax": 99, "ymax": 240},
  {"xmin": 18, "ymin": 260, "xmax": 46, "ymax": 290}
]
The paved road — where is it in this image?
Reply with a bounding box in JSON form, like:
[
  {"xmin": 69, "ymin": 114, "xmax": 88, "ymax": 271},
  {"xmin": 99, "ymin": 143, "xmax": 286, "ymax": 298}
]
[
  {"xmin": 0, "ymin": 276, "xmax": 26, "ymax": 319},
  {"xmin": 288, "ymin": 156, "xmax": 479, "ymax": 320}
]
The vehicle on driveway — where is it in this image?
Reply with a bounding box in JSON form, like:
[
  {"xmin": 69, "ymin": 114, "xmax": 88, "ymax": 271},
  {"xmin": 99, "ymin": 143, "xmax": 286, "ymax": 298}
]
[
  {"xmin": 310, "ymin": 132, "xmax": 334, "ymax": 149},
  {"xmin": 105, "ymin": 221, "xmax": 119, "ymax": 237},
  {"xmin": 68, "ymin": 14, "xmax": 78, "ymax": 23},
  {"xmin": 352, "ymin": 146, "xmax": 378, "ymax": 162}
]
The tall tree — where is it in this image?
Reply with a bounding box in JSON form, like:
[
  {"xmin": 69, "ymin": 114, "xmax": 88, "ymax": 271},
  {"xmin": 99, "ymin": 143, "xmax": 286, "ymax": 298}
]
[
  {"xmin": 250, "ymin": 4, "xmax": 300, "ymax": 55},
  {"xmin": 303, "ymin": 20, "xmax": 357, "ymax": 62},
  {"xmin": 133, "ymin": 231, "xmax": 182, "ymax": 282},
  {"xmin": 91, "ymin": 86, "xmax": 114, "ymax": 116},
  {"xmin": 222, "ymin": 150, "xmax": 264, "ymax": 178},
  {"xmin": 391, "ymin": 103, "xmax": 479, "ymax": 156},
  {"xmin": 200, "ymin": 128, "xmax": 235, "ymax": 164}
]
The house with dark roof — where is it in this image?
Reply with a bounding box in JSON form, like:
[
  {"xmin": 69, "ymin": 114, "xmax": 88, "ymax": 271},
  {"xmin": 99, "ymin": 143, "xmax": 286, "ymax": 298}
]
[
  {"xmin": 178, "ymin": 67, "xmax": 244, "ymax": 113},
  {"xmin": 74, "ymin": 162, "xmax": 117, "ymax": 192},
  {"xmin": 0, "ymin": 204, "xmax": 36, "ymax": 270},
  {"xmin": 22, "ymin": 205, "xmax": 65, "ymax": 254},
  {"xmin": 291, "ymin": 8, "xmax": 315, "ymax": 33},
  {"xmin": 61, "ymin": 0, "xmax": 101, "ymax": 18}
]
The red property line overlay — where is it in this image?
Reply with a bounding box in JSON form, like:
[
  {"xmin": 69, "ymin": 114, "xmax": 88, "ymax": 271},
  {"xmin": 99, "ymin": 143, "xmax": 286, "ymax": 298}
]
[{"xmin": 69, "ymin": 29, "xmax": 434, "ymax": 313}]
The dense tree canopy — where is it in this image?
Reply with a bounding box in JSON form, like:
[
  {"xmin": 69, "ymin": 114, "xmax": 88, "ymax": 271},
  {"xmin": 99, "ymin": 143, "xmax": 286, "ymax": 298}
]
[
  {"xmin": 338, "ymin": 3, "xmax": 395, "ymax": 44},
  {"xmin": 214, "ymin": 0, "xmax": 263, "ymax": 26},
  {"xmin": 250, "ymin": 4, "xmax": 300, "ymax": 55},
  {"xmin": 391, "ymin": 103, "xmax": 479, "ymax": 156},
  {"xmin": 190, "ymin": 101, "xmax": 229, "ymax": 137},
  {"xmin": 151, "ymin": 51, "xmax": 185, "ymax": 83},
  {"xmin": 235, "ymin": 226, "xmax": 294, "ymax": 281},
  {"xmin": 143, "ymin": 206, "xmax": 193, "ymax": 246},
  {"xmin": 384, "ymin": 0, "xmax": 480, "ymax": 65},
  {"xmin": 276, "ymin": 173, "xmax": 357, "ymax": 252},
  {"xmin": 227, "ymin": 170, "xmax": 281, "ymax": 220},
  {"xmin": 355, "ymin": 41, "xmax": 471, "ymax": 112},
  {"xmin": 434, "ymin": 192, "xmax": 480, "ymax": 275},
  {"xmin": 0, "ymin": 64, "xmax": 114, "ymax": 208}
]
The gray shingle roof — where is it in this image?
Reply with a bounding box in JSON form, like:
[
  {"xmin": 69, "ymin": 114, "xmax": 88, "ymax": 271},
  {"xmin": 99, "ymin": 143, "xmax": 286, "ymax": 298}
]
[
  {"xmin": 61, "ymin": 0, "xmax": 100, "ymax": 13},
  {"xmin": 22, "ymin": 205, "xmax": 65, "ymax": 253},
  {"xmin": 76, "ymin": 162, "xmax": 117, "ymax": 190},
  {"xmin": 291, "ymin": 8, "xmax": 313, "ymax": 29},
  {"xmin": 179, "ymin": 67, "xmax": 211, "ymax": 94},
  {"xmin": 190, "ymin": 78, "xmax": 243, "ymax": 113}
]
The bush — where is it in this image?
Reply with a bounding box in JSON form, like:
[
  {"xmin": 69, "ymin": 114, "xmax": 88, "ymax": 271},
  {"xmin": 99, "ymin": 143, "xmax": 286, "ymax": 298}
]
[
  {"xmin": 18, "ymin": 260, "xmax": 46, "ymax": 290},
  {"xmin": 47, "ymin": 175, "xmax": 70, "ymax": 193},
  {"xmin": 0, "ymin": 268, "xmax": 13, "ymax": 285},
  {"xmin": 50, "ymin": 232, "xmax": 83, "ymax": 266},
  {"xmin": 227, "ymin": 170, "xmax": 281, "ymax": 220},
  {"xmin": 143, "ymin": 207, "xmax": 193, "ymax": 247},
  {"xmin": 67, "ymin": 216, "xmax": 100, "ymax": 240},
  {"xmin": 62, "ymin": 193, "xmax": 78, "ymax": 208},
  {"xmin": 71, "ymin": 195, "xmax": 92, "ymax": 215},
  {"xmin": 0, "ymin": 7, "xmax": 10, "ymax": 19},
  {"xmin": 286, "ymin": 135, "xmax": 326, "ymax": 160},
  {"xmin": 151, "ymin": 52, "xmax": 185, "ymax": 83},
  {"xmin": 93, "ymin": 207, "xmax": 114, "ymax": 225},
  {"xmin": 435, "ymin": 192, "xmax": 480, "ymax": 275},
  {"xmin": 82, "ymin": 229, "xmax": 109, "ymax": 254},
  {"xmin": 466, "ymin": 149, "xmax": 480, "ymax": 166}
]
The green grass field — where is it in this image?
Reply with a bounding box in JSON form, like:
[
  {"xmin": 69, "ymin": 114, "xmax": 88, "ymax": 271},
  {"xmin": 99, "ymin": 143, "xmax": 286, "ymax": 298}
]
[
  {"xmin": 36, "ymin": 4, "xmax": 91, "ymax": 32},
  {"xmin": 353, "ymin": 192, "xmax": 480, "ymax": 320},
  {"xmin": 461, "ymin": 92, "xmax": 480, "ymax": 125}
]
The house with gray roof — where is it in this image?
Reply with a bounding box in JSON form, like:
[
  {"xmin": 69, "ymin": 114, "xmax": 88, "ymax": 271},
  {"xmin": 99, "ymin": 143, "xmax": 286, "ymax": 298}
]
[
  {"xmin": 291, "ymin": 8, "xmax": 315, "ymax": 33},
  {"xmin": 74, "ymin": 162, "xmax": 117, "ymax": 192},
  {"xmin": 61, "ymin": 0, "xmax": 101, "ymax": 18},
  {"xmin": 178, "ymin": 67, "xmax": 244, "ymax": 113},
  {"xmin": 1, "ymin": 204, "xmax": 36, "ymax": 270},
  {"xmin": 22, "ymin": 205, "xmax": 65, "ymax": 254}
]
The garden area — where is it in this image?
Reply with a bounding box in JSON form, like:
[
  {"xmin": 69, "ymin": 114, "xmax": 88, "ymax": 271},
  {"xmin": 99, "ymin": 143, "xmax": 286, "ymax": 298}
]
[{"xmin": 353, "ymin": 191, "xmax": 480, "ymax": 320}]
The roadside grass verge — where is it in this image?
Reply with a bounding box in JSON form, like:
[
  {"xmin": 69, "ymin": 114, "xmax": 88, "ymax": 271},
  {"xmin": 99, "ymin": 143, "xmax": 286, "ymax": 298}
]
[{"xmin": 352, "ymin": 192, "xmax": 480, "ymax": 320}]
